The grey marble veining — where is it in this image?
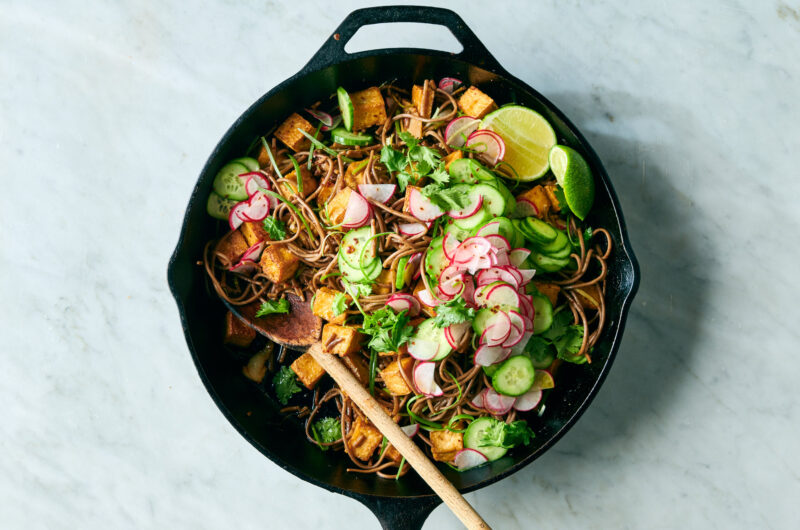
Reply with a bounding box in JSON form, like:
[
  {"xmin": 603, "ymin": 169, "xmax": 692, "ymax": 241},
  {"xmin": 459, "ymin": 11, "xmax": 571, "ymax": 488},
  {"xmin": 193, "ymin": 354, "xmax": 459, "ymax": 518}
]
[{"xmin": 1, "ymin": 1, "xmax": 799, "ymax": 528}]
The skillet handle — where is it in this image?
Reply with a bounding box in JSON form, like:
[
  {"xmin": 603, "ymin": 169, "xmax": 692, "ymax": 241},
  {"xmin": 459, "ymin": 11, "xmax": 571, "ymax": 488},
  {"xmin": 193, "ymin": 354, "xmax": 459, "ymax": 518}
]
[
  {"xmin": 302, "ymin": 5, "xmax": 504, "ymax": 73},
  {"xmin": 353, "ymin": 494, "xmax": 442, "ymax": 530}
]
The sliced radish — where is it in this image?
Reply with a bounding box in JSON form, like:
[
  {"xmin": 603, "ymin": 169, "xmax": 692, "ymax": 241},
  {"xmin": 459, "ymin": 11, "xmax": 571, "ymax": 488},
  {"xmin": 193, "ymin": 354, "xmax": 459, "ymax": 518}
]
[
  {"xmin": 480, "ymin": 314, "xmax": 512, "ymax": 347},
  {"xmin": 484, "ymin": 283, "xmax": 520, "ymax": 309},
  {"xmin": 448, "ymin": 193, "xmax": 483, "ymax": 219},
  {"xmin": 474, "ymin": 345, "xmax": 512, "ymax": 366},
  {"xmin": 387, "ymin": 293, "xmax": 420, "ymax": 317},
  {"xmin": 484, "ymin": 387, "xmax": 516, "ymax": 414},
  {"xmin": 244, "ymin": 174, "xmax": 270, "ymax": 197},
  {"xmin": 476, "ymin": 267, "xmax": 519, "ymax": 289},
  {"xmin": 512, "ymin": 388, "xmax": 543, "ymax": 411},
  {"xmin": 398, "ymin": 222, "xmax": 429, "ymax": 237},
  {"xmin": 510, "ymin": 331, "xmax": 533, "ymax": 356},
  {"xmin": 518, "ymin": 294, "xmax": 534, "ymax": 320},
  {"xmin": 413, "ymin": 362, "xmax": 443, "ymax": 396},
  {"xmin": 533, "ymin": 370, "xmax": 555, "ymax": 391},
  {"xmin": 509, "ymin": 248, "xmax": 531, "ymax": 267},
  {"xmin": 408, "ymin": 252, "xmax": 423, "ymax": 281},
  {"xmin": 305, "ymin": 108, "xmax": 333, "ymax": 127},
  {"xmin": 454, "ymin": 448, "xmax": 488, "ymax": 470},
  {"xmin": 520, "ymin": 314, "xmax": 534, "ymax": 333},
  {"xmin": 416, "ymin": 287, "xmax": 441, "ymax": 308},
  {"xmin": 461, "ymin": 276, "xmax": 476, "ymax": 307},
  {"xmin": 444, "ymin": 116, "xmax": 480, "ymax": 148},
  {"xmin": 470, "ymin": 388, "xmax": 488, "ymax": 409},
  {"xmin": 518, "ymin": 269, "xmax": 536, "ymax": 284},
  {"xmin": 438, "ymin": 77, "xmax": 463, "ymax": 94},
  {"xmin": 407, "ymin": 339, "xmax": 440, "ymax": 361},
  {"xmin": 499, "ymin": 266, "xmax": 524, "ymax": 286},
  {"xmin": 342, "ymin": 191, "xmax": 372, "ymax": 228},
  {"xmin": 503, "ymin": 311, "xmax": 526, "ymax": 347},
  {"xmin": 408, "ymin": 187, "xmax": 444, "ymax": 222},
  {"xmin": 228, "ymin": 201, "xmax": 249, "ymax": 230},
  {"xmin": 442, "ymin": 232, "xmax": 460, "ymax": 261},
  {"xmin": 485, "ymin": 234, "xmax": 510, "ymax": 252},
  {"xmin": 401, "ymin": 423, "xmax": 420, "ymax": 438},
  {"xmin": 490, "ymin": 249, "xmax": 510, "ymax": 267},
  {"xmin": 241, "ymin": 241, "xmax": 266, "ymax": 262},
  {"xmin": 466, "ymin": 129, "xmax": 505, "ymax": 165},
  {"xmin": 511, "ymin": 198, "xmax": 539, "ymax": 218},
  {"xmin": 228, "ymin": 258, "xmax": 258, "ymax": 274},
  {"xmin": 475, "ymin": 221, "xmax": 501, "ymax": 237},
  {"xmin": 239, "ymin": 191, "xmax": 270, "ymax": 222},
  {"xmin": 444, "ymin": 321, "xmax": 471, "ymax": 349},
  {"xmin": 358, "ymin": 184, "xmax": 396, "ymax": 204}
]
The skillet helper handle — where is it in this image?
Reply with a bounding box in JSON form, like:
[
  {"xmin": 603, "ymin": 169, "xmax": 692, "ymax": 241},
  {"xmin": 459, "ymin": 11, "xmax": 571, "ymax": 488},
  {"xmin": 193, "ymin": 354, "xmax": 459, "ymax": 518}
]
[
  {"xmin": 307, "ymin": 343, "xmax": 491, "ymax": 530},
  {"xmin": 303, "ymin": 5, "xmax": 504, "ymax": 73}
]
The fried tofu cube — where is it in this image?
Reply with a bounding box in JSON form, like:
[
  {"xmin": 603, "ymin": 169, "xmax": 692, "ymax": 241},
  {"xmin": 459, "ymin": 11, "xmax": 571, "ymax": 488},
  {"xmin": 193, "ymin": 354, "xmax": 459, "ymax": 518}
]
[
  {"xmin": 242, "ymin": 348, "xmax": 271, "ymax": 383},
  {"xmin": 413, "ymin": 279, "xmax": 436, "ymax": 318},
  {"xmin": 544, "ymin": 184, "xmax": 562, "ymax": 213},
  {"xmin": 406, "ymin": 114, "xmax": 424, "ymax": 139},
  {"xmin": 341, "ymin": 350, "xmax": 369, "ymax": 385},
  {"xmin": 443, "ymin": 150, "xmax": 463, "ymax": 170},
  {"xmin": 533, "ymin": 282, "xmax": 561, "ymax": 307},
  {"xmin": 257, "ymin": 139, "xmax": 283, "ymax": 168},
  {"xmin": 240, "ymin": 221, "xmax": 270, "ymax": 247},
  {"xmin": 372, "ymin": 268, "xmax": 395, "ymax": 295},
  {"xmin": 575, "ymin": 284, "xmax": 602, "ymax": 310},
  {"xmin": 430, "ymin": 429, "xmax": 464, "ymax": 462},
  {"xmin": 215, "ymin": 230, "xmax": 250, "ymax": 267},
  {"xmin": 347, "ymin": 417, "xmax": 383, "ymax": 461},
  {"xmin": 517, "ymin": 185, "xmax": 551, "ymax": 219},
  {"xmin": 258, "ymin": 244, "xmax": 300, "ymax": 283},
  {"xmin": 278, "ymin": 165, "xmax": 318, "ymax": 199},
  {"xmin": 380, "ymin": 357, "xmax": 414, "ymax": 396},
  {"xmin": 384, "ymin": 444, "xmax": 403, "ymax": 464},
  {"xmin": 324, "ymin": 186, "xmax": 352, "ymax": 226},
  {"xmin": 412, "ymin": 80, "xmax": 435, "ymax": 119},
  {"xmin": 224, "ymin": 310, "xmax": 256, "ymax": 348},
  {"xmin": 458, "ymin": 86, "xmax": 497, "ymax": 119},
  {"xmin": 290, "ymin": 351, "xmax": 327, "ymax": 390},
  {"xmin": 321, "ymin": 324, "xmax": 363, "ymax": 356},
  {"xmin": 274, "ymin": 112, "xmax": 316, "ymax": 152},
  {"xmin": 317, "ymin": 178, "xmax": 336, "ymax": 204},
  {"xmin": 351, "ymin": 87, "xmax": 388, "ymax": 131},
  {"xmin": 402, "ymin": 185, "xmax": 422, "ymax": 214},
  {"xmin": 312, "ymin": 287, "xmax": 349, "ymax": 325},
  {"xmin": 344, "ymin": 159, "xmax": 370, "ymax": 190}
]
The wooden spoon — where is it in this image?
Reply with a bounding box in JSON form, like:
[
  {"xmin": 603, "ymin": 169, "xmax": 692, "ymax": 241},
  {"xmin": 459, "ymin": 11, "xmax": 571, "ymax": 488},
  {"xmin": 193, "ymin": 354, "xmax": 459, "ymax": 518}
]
[{"xmin": 226, "ymin": 294, "xmax": 490, "ymax": 530}]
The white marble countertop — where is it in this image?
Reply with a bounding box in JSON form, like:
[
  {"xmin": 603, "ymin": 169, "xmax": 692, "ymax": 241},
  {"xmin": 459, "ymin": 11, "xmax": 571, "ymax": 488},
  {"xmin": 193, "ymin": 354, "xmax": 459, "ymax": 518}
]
[{"xmin": 2, "ymin": 1, "xmax": 799, "ymax": 528}]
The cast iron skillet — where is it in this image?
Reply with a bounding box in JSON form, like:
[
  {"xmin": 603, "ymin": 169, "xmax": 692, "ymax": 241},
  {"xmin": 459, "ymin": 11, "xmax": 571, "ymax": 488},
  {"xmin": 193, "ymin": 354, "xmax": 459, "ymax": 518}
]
[{"xmin": 167, "ymin": 6, "xmax": 640, "ymax": 529}]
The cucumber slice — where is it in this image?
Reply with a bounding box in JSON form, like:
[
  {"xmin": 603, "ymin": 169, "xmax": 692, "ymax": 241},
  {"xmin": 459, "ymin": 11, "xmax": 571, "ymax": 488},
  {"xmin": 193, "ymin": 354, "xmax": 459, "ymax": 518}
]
[
  {"xmin": 213, "ymin": 162, "xmax": 250, "ymax": 200},
  {"xmin": 448, "ymin": 159, "xmax": 497, "ymax": 185},
  {"xmin": 537, "ymin": 230, "xmax": 570, "ymax": 258},
  {"xmin": 453, "ymin": 207, "xmax": 492, "ymax": 230},
  {"xmin": 206, "ymin": 191, "xmax": 238, "ymax": 220},
  {"xmin": 471, "ymin": 183, "xmax": 507, "ymax": 217},
  {"xmin": 482, "ymin": 364, "xmax": 500, "ymax": 378},
  {"xmin": 340, "ymin": 227, "xmax": 376, "ymax": 269},
  {"xmin": 531, "ymin": 293, "xmax": 554, "ymax": 334},
  {"xmin": 424, "ymin": 236, "xmax": 447, "ymax": 287},
  {"xmin": 413, "ymin": 318, "xmax": 453, "ymax": 361},
  {"xmin": 339, "ymin": 254, "xmax": 381, "ymax": 283},
  {"xmin": 472, "ymin": 308, "xmax": 495, "ymax": 337},
  {"xmin": 523, "ymin": 218, "xmax": 558, "ymax": 245},
  {"xmin": 444, "ymin": 220, "xmax": 472, "ymax": 241},
  {"xmin": 395, "ymin": 256, "xmax": 409, "ymax": 289},
  {"xmin": 337, "ymin": 87, "xmax": 354, "ymax": 131},
  {"xmin": 464, "ymin": 417, "xmax": 508, "ymax": 461},
  {"xmin": 531, "ymin": 252, "xmax": 570, "ymax": 272},
  {"xmin": 331, "ymin": 127, "xmax": 373, "ymax": 146},
  {"xmin": 231, "ymin": 157, "xmax": 259, "ymax": 172},
  {"xmin": 492, "ymin": 356, "xmax": 535, "ymax": 396},
  {"xmin": 474, "ymin": 217, "xmax": 515, "ymax": 241},
  {"xmin": 488, "ymin": 178, "xmax": 516, "ymax": 216}
]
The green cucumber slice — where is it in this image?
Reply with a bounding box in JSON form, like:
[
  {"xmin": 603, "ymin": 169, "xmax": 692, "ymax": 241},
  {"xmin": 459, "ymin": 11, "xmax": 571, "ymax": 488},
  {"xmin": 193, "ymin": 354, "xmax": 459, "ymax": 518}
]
[
  {"xmin": 206, "ymin": 191, "xmax": 238, "ymax": 220},
  {"xmin": 424, "ymin": 236, "xmax": 447, "ymax": 287},
  {"xmin": 472, "ymin": 308, "xmax": 495, "ymax": 337},
  {"xmin": 340, "ymin": 227, "xmax": 376, "ymax": 269},
  {"xmin": 413, "ymin": 318, "xmax": 453, "ymax": 361},
  {"xmin": 531, "ymin": 293, "xmax": 554, "ymax": 334},
  {"xmin": 530, "ymin": 252, "xmax": 570, "ymax": 272},
  {"xmin": 213, "ymin": 162, "xmax": 250, "ymax": 200},
  {"xmin": 464, "ymin": 417, "xmax": 508, "ymax": 461},
  {"xmin": 448, "ymin": 159, "xmax": 497, "ymax": 185},
  {"xmin": 444, "ymin": 220, "xmax": 473, "ymax": 241},
  {"xmin": 395, "ymin": 256, "xmax": 409, "ymax": 289},
  {"xmin": 474, "ymin": 217, "xmax": 515, "ymax": 241},
  {"xmin": 337, "ymin": 87, "xmax": 354, "ymax": 131},
  {"xmin": 492, "ymin": 356, "xmax": 536, "ymax": 396},
  {"xmin": 339, "ymin": 254, "xmax": 381, "ymax": 283},
  {"xmin": 331, "ymin": 127, "xmax": 373, "ymax": 146},
  {"xmin": 523, "ymin": 218, "xmax": 558, "ymax": 245},
  {"xmin": 453, "ymin": 207, "xmax": 492, "ymax": 230},
  {"xmin": 231, "ymin": 157, "xmax": 259, "ymax": 172},
  {"xmin": 471, "ymin": 183, "xmax": 507, "ymax": 217}
]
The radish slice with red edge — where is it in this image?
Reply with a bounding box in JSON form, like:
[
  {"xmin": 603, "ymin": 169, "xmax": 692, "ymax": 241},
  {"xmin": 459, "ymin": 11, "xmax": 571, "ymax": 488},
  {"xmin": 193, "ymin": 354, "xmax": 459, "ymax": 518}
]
[
  {"xmin": 466, "ymin": 129, "xmax": 505, "ymax": 165},
  {"xmin": 400, "ymin": 423, "xmax": 420, "ymax": 438},
  {"xmin": 444, "ymin": 116, "xmax": 481, "ymax": 148},
  {"xmin": 484, "ymin": 387, "xmax": 516, "ymax": 414},
  {"xmin": 321, "ymin": 115, "xmax": 342, "ymax": 132},
  {"xmin": 509, "ymin": 248, "xmax": 531, "ymax": 267},
  {"xmin": 475, "ymin": 267, "xmax": 519, "ymax": 288},
  {"xmin": 407, "ymin": 339, "xmax": 439, "ymax": 361},
  {"xmin": 474, "ymin": 345, "xmax": 512, "ymax": 366},
  {"xmin": 454, "ymin": 448, "xmax": 488, "ymax": 470},
  {"xmin": 499, "ymin": 266, "xmax": 524, "ymax": 286},
  {"xmin": 417, "ymin": 288, "xmax": 441, "ymax": 308},
  {"xmin": 480, "ymin": 321, "xmax": 511, "ymax": 347},
  {"xmin": 444, "ymin": 321, "xmax": 471, "ymax": 349},
  {"xmin": 398, "ymin": 222, "xmax": 429, "ymax": 237},
  {"xmin": 240, "ymin": 191, "xmax": 270, "ymax": 222},
  {"xmin": 512, "ymin": 388, "xmax": 543, "ymax": 412},
  {"xmin": 470, "ymin": 388, "xmax": 488, "ymax": 409},
  {"xmin": 408, "ymin": 187, "xmax": 444, "ymax": 222},
  {"xmin": 438, "ymin": 77, "xmax": 463, "ymax": 94},
  {"xmin": 510, "ymin": 331, "xmax": 533, "ymax": 356},
  {"xmin": 448, "ymin": 194, "xmax": 483, "ymax": 219},
  {"xmin": 503, "ymin": 311, "xmax": 526, "ymax": 347},
  {"xmin": 305, "ymin": 108, "xmax": 333, "ymax": 127},
  {"xmin": 512, "ymin": 199, "xmax": 539, "ymax": 218},
  {"xmin": 228, "ymin": 258, "xmax": 258, "ymax": 274},
  {"xmin": 244, "ymin": 175, "xmax": 270, "ymax": 197},
  {"xmin": 482, "ymin": 283, "xmax": 520, "ymax": 309},
  {"xmin": 518, "ymin": 269, "xmax": 536, "ymax": 284},
  {"xmin": 518, "ymin": 294, "xmax": 534, "ymax": 319},
  {"xmin": 484, "ymin": 234, "xmax": 510, "ymax": 252},
  {"xmin": 341, "ymin": 191, "xmax": 372, "ymax": 228},
  {"xmin": 358, "ymin": 184, "xmax": 396, "ymax": 204},
  {"xmin": 241, "ymin": 241, "xmax": 266, "ymax": 262},
  {"xmin": 228, "ymin": 201, "xmax": 249, "ymax": 230},
  {"xmin": 413, "ymin": 361, "xmax": 443, "ymax": 396},
  {"xmin": 442, "ymin": 232, "xmax": 460, "ymax": 261},
  {"xmin": 461, "ymin": 275, "xmax": 476, "ymax": 307},
  {"xmin": 387, "ymin": 293, "xmax": 420, "ymax": 317}
]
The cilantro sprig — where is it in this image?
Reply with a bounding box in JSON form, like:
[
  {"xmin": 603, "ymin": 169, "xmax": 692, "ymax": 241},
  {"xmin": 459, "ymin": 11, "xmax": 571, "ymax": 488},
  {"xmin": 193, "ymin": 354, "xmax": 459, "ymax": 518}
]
[
  {"xmin": 380, "ymin": 131, "xmax": 447, "ymax": 191},
  {"xmin": 311, "ymin": 417, "xmax": 342, "ymax": 450},
  {"xmin": 360, "ymin": 307, "xmax": 414, "ymax": 353},
  {"xmin": 431, "ymin": 296, "xmax": 475, "ymax": 328},
  {"xmin": 262, "ymin": 216, "xmax": 287, "ymax": 240},
  {"xmin": 273, "ymin": 366, "xmax": 302, "ymax": 405},
  {"xmin": 255, "ymin": 298, "xmax": 290, "ymax": 317},
  {"xmin": 420, "ymin": 182, "xmax": 470, "ymax": 211},
  {"xmin": 539, "ymin": 309, "xmax": 586, "ymax": 364},
  {"xmin": 331, "ymin": 292, "xmax": 350, "ymax": 316},
  {"xmin": 478, "ymin": 419, "xmax": 535, "ymax": 449}
]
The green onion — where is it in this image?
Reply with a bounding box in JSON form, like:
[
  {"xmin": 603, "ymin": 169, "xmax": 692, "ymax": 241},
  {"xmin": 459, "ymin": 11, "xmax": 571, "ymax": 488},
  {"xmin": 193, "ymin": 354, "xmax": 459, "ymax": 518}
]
[
  {"xmin": 288, "ymin": 154, "xmax": 303, "ymax": 196},
  {"xmin": 395, "ymin": 457, "xmax": 406, "ymax": 480},
  {"xmin": 341, "ymin": 281, "xmax": 366, "ymax": 315},
  {"xmin": 445, "ymin": 413, "xmax": 473, "ymax": 433},
  {"xmin": 405, "ymin": 395, "xmax": 444, "ymax": 431},
  {"xmin": 260, "ymin": 137, "xmax": 284, "ymax": 179},
  {"xmin": 368, "ymin": 349, "xmax": 378, "ymax": 396},
  {"xmin": 320, "ymin": 272, "xmax": 342, "ymax": 281},
  {"xmin": 358, "ymin": 231, "xmax": 392, "ymax": 278},
  {"xmin": 261, "ymin": 190, "xmax": 315, "ymax": 240},
  {"xmin": 296, "ymin": 129, "xmax": 354, "ymax": 163},
  {"xmin": 307, "ymin": 124, "xmax": 321, "ymax": 170},
  {"xmin": 436, "ymin": 371, "xmax": 463, "ymax": 415}
]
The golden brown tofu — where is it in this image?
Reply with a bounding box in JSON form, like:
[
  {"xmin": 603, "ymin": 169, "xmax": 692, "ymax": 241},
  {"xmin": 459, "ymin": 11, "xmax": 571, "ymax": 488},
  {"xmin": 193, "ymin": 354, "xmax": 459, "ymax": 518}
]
[
  {"xmin": 242, "ymin": 348, "xmax": 271, "ymax": 383},
  {"xmin": 380, "ymin": 357, "xmax": 414, "ymax": 396},
  {"xmin": 533, "ymin": 282, "xmax": 561, "ymax": 307},
  {"xmin": 458, "ymin": 86, "xmax": 497, "ymax": 119},
  {"xmin": 372, "ymin": 268, "xmax": 394, "ymax": 295},
  {"xmin": 412, "ymin": 80, "xmax": 435, "ymax": 119},
  {"xmin": 316, "ymin": 179, "xmax": 336, "ymax": 205},
  {"xmin": 278, "ymin": 165, "xmax": 318, "ymax": 199},
  {"xmin": 240, "ymin": 221, "xmax": 270, "ymax": 247},
  {"xmin": 274, "ymin": 112, "xmax": 316, "ymax": 152},
  {"xmin": 402, "ymin": 185, "xmax": 422, "ymax": 214},
  {"xmin": 347, "ymin": 417, "xmax": 383, "ymax": 461},
  {"xmin": 341, "ymin": 350, "xmax": 369, "ymax": 386},
  {"xmin": 413, "ymin": 279, "xmax": 437, "ymax": 317},
  {"xmin": 257, "ymin": 140, "xmax": 283, "ymax": 168},
  {"xmin": 290, "ymin": 351, "xmax": 327, "ymax": 389},
  {"xmin": 215, "ymin": 230, "xmax": 250, "ymax": 267},
  {"xmin": 544, "ymin": 184, "xmax": 562, "ymax": 213},
  {"xmin": 350, "ymin": 87, "xmax": 388, "ymax": 131},
  {"xmin": 321, "ymin": 324, "xmax": 364, "ymax": 356},
  {"xmin": 324, "ymin": 186, "xmax": 352, "ymax": 226},
  {"xmin": 430, "ymin": 429, "xmax": 464, "ymax": 462},
  {"xmin": 443, "ymin": 150, "xmax": 463, "ymax": 170},
  {"xmin": 312, "ymin": 287, "xmax": 350, "ymax": 325},
  {"xmin": 384, "ymin": 444, "xmax": 403, "ymax": 464},
  {"xmin": 516, "ymin": 185, "xmax": 550, "ymax": 219},
  {"xmin": 406, "ymin": 114, "xmax": 424, "ymax": 139},
  {"xmin": 575, "ymin": 284, "xmax": 602, "ymax": 310},
  {"xmin": 224, "ymin": 310, "xmax": 256, "ymax": 348},
  {"xmin": 344, "ymin": 159, "xmax": 369, "ymax": 190},
  {"xmin": 258, "ymin": 244, "xmax": 300, "ymax": 283}
]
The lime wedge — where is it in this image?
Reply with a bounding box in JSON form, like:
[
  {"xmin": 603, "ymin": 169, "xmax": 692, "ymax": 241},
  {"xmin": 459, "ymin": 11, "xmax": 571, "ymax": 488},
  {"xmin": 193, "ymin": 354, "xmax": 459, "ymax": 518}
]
[
  {"xmin": 548, "ymin": 145, "xmax": 595, "ymax": 220},
  {"xmin": 481, "ymin": 105, "xmax": 556, "ymax": 181}
]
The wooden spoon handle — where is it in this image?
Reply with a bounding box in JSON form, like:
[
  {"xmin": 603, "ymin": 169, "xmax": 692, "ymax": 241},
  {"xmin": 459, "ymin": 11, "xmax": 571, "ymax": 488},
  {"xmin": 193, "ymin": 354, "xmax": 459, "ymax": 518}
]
[{"xmin": 307, "ymin": 343, "xmax": 491, "ymax": 530}]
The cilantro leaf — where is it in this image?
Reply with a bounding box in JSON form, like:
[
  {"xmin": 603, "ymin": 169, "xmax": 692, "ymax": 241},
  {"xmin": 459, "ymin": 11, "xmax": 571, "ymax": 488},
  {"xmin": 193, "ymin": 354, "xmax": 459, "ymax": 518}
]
[
  {"xmin": 380, "ymin": 144, "xmax": 407, "ymax": 173},
  {"xmin": 427, "ymin": 161, "xmax": 450, "ymax": 185},
  {"xmin": 431, "ymin": 296, "xmax": 475, "ymax": 328},
  {"xmin": 524, "ymin": 336, "xmax": 555, "ymax": 365},
  {"xmin": 341, "ymin": 279, "xmax": 373, "ymax": 299},
  {"xmin": 396, "ymin": 170, "xmax": 417, "ymax": 192},
  {"xmin": 398, "ymin": 131, "xmax": 419, "ymax": 149},
  {"xmin": 361, "ymin": 307, "xmax": 414, "ymax": 353},
  {"xmin": 311, "ymin": 416, "xmax": 342, "ymax": 449},
  {"xmin": 541, "ymin": 310, "xmax": 587, "ymax": 364},
  {"xmin": 273, "ymin": 366, "xmax": 302, "ymax": 405},
  {"xmin": 478, "ymin": 419, "xmax": 535, "ymax": 449},
  {"xmin": 331, "ymin": 292, "xmax": 349, "ymax": 316},
  {"xmin": 420, "ymin": 183, "xmax": 470, "ymax": 211},
  {"xmin": 255, "ymin": 298, "xmax": 290, "ymax": 317},
  {"xmin": 262, "ymin": 216, "xmax": 287, "ymax": 240}
]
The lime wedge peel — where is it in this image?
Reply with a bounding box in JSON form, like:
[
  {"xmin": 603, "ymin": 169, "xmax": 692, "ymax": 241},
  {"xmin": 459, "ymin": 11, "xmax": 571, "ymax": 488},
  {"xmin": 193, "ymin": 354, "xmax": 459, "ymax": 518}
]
[
  {"xmin": 481, "ymin": 106, "xmax": 557, "ymax": 181},
  {"xmin": 548, "ymin": 145, "xmax": 595, "ymax": 220}
]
